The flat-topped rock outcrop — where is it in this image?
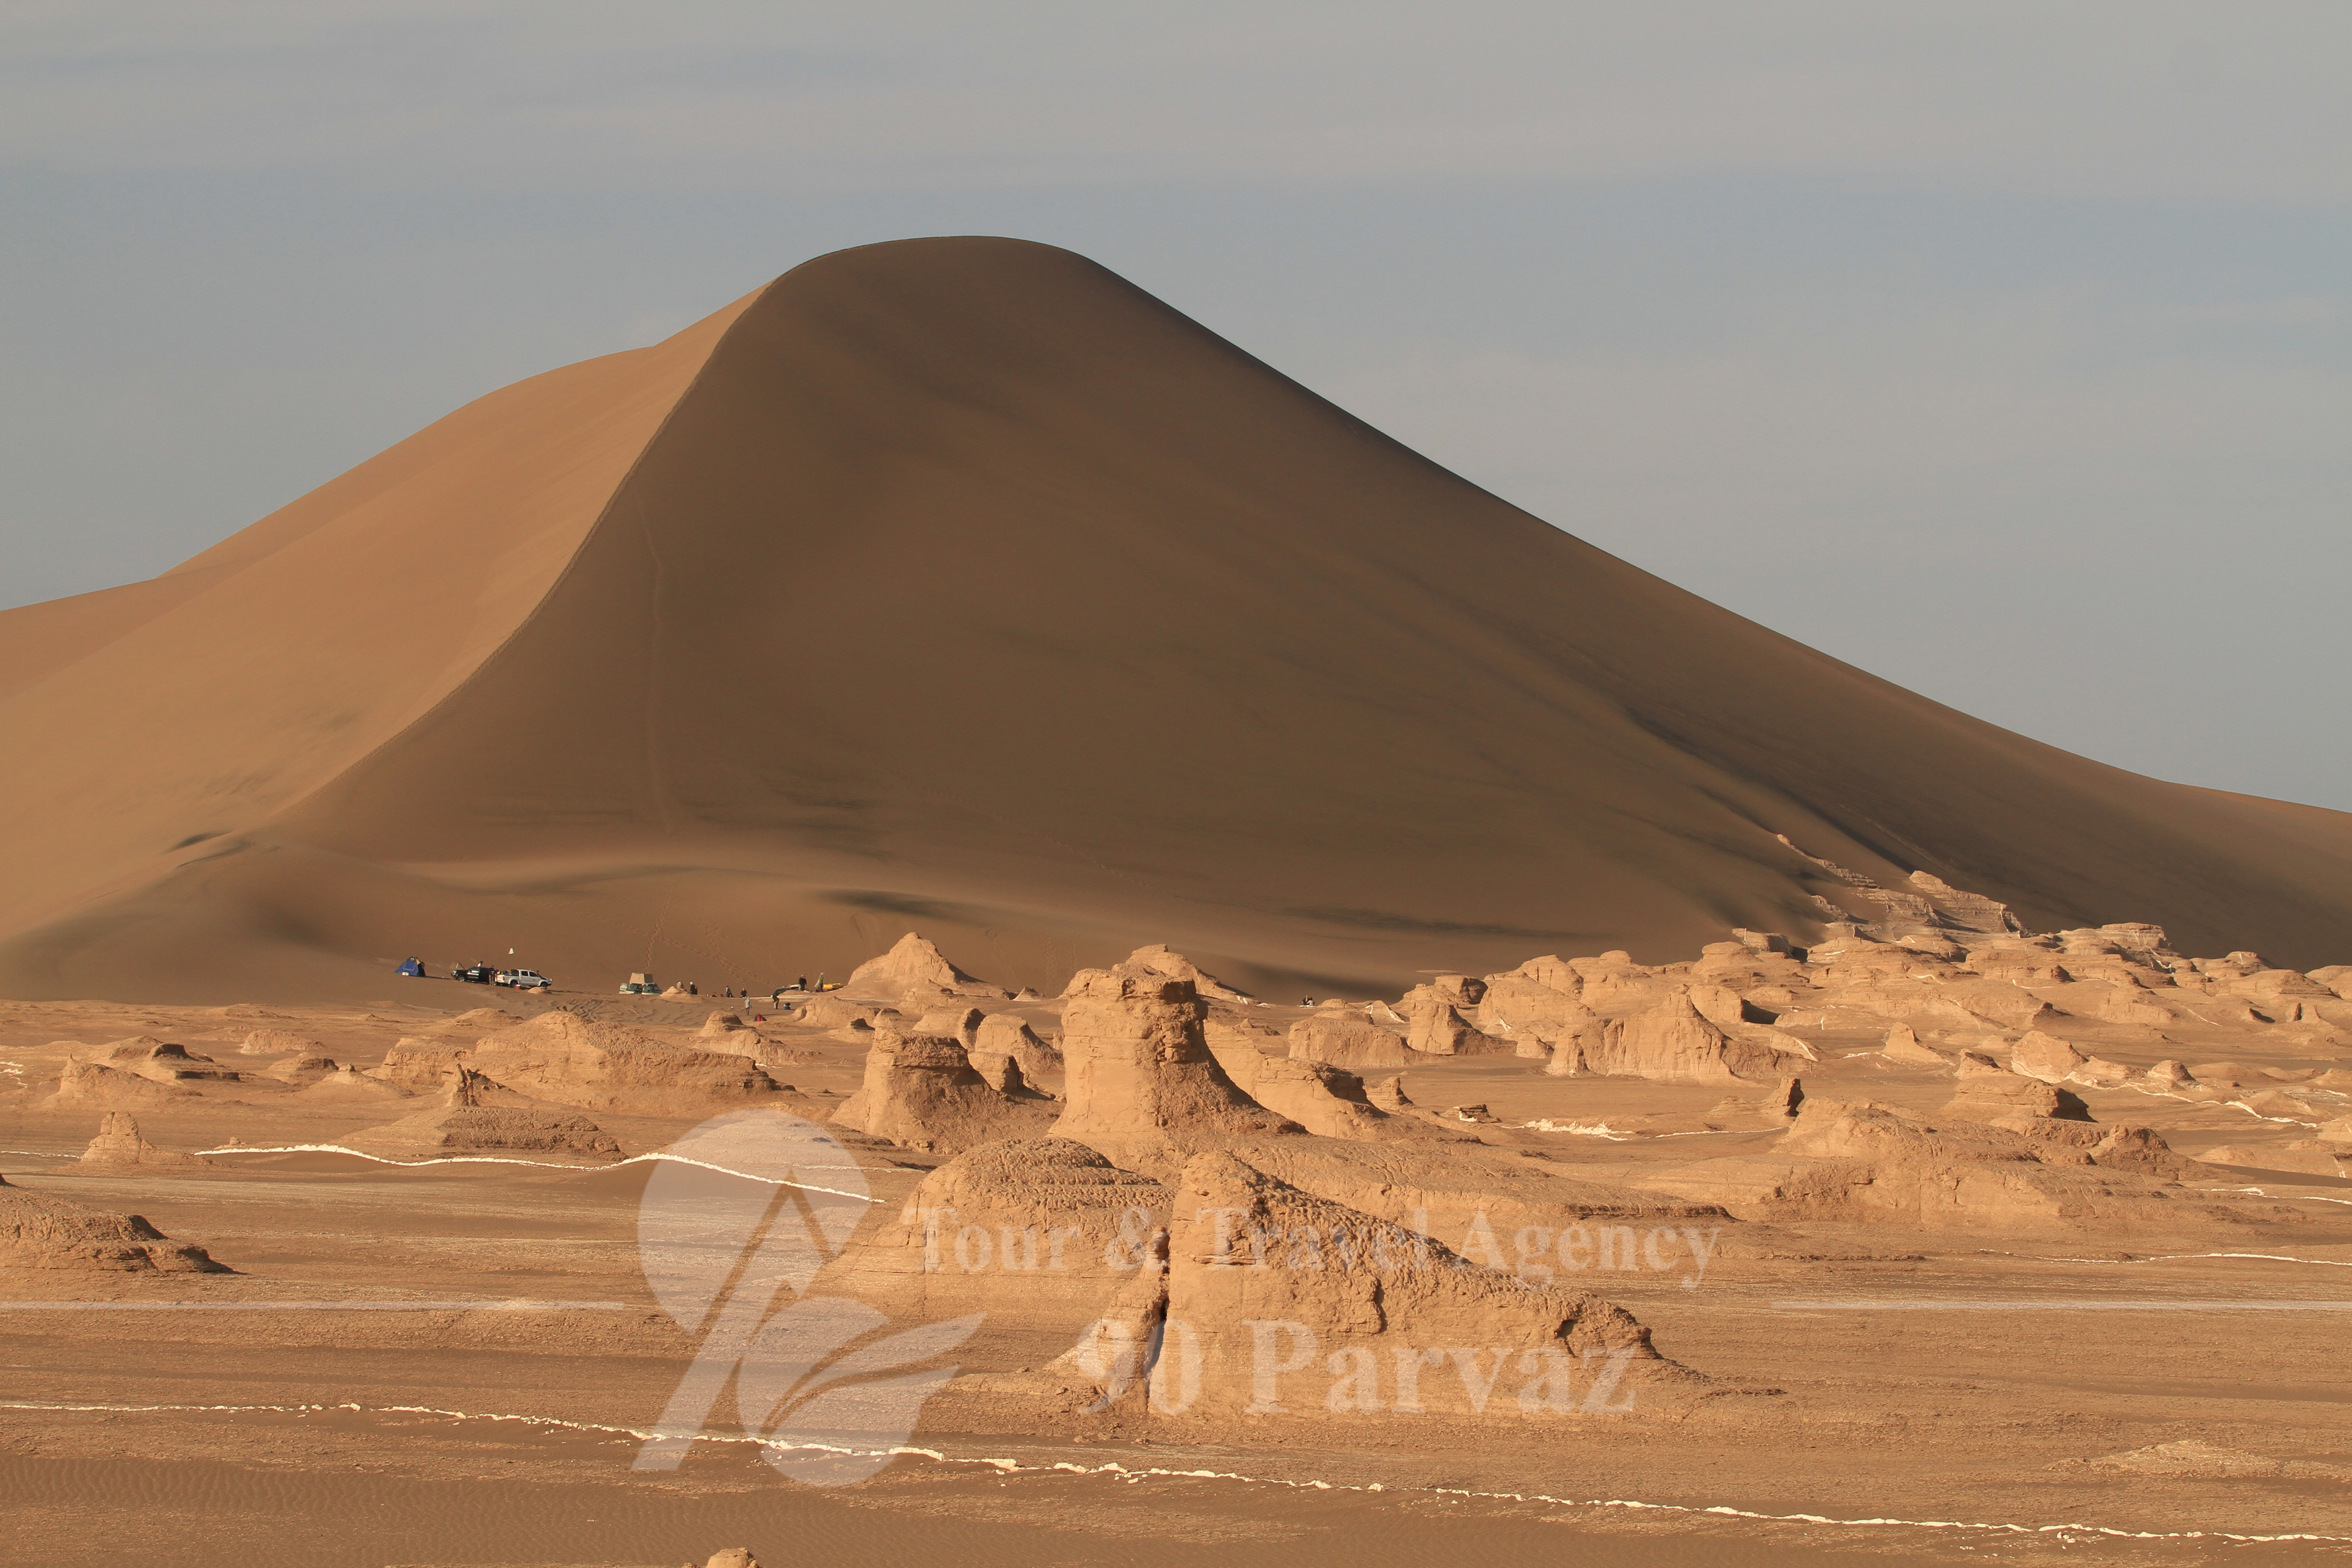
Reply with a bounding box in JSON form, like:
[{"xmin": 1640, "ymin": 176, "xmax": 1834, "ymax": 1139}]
[{"xmin": 0, "ymin": 1173, "xmax": 229, "ymax": 1273}]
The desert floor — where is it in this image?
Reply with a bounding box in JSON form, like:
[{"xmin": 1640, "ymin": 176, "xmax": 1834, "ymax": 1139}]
[{"xmin": 5, "ymin": 978, "xmax": 2349, "ymax": 1567}]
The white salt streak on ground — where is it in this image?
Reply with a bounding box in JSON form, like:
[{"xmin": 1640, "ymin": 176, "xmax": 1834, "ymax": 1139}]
[{"xmin": 3, "ymin": 1397, "xmax": 2344, "ymax": 1546}]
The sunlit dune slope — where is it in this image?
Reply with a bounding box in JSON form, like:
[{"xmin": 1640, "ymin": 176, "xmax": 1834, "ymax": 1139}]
[{"xmin": 3, "ymin": 237, "xmax": 2347, "ymax": 1001}]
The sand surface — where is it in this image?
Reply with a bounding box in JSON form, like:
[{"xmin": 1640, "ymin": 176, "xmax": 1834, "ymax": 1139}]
[
  {"xmin": 5, "ymin": 946, "xmax": 2349, "ymax": 1564},
  {"xmin": 7, "ymin": 237, "xmax": 2351, "ymax": 1565},
  {"xmin": 2, "ymin": 238, "xmax": 2349, "ymax": 1004}
]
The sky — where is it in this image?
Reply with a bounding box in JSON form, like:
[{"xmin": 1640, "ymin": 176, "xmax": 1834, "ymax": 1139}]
[{"xmin": 4, "ymin": 2, "xmax": 2348, "ymax": 808}]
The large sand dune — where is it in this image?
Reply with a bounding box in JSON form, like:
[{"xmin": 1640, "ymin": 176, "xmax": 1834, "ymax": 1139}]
[{"xmin": 3, "ymin": 236, "xmax": 2348, "ymax": 1002}]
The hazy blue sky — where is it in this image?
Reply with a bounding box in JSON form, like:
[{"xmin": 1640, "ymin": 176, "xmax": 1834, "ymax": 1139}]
[{"xmin": 5, "ymin": 3, "xmax": 2347, "ymax": 807}]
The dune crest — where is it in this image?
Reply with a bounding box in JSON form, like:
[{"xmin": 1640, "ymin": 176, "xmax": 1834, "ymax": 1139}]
[{"xmin": 0, "ymin": 239, "xmax": 2347, "ymax": 1001}]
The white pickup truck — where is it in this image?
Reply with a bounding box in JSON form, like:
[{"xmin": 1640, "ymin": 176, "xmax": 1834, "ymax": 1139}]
[{"xmin": 495, "ymin": 968, "xmax": 551, "ymax": 990}]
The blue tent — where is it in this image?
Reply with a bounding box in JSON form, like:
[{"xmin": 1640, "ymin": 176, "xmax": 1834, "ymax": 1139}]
[{"xmin": 394, "ymin": 957, "xmax": 424, "ymax": 977}]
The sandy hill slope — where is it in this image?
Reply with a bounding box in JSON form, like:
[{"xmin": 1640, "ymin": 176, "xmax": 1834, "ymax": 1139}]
[{"xmin": 3, "ymin": 237, "xmax": 2349, "ymax": 1001}]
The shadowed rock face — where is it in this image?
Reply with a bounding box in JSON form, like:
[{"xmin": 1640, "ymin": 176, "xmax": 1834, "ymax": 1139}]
[
  {"xmin": 791, "ymin": 996, "xmax": 875, "ymax": 1032},
  {"xmin": 1287, "ymin": 1009, "xmax": 1411, "ymax": 1071},
  {"xmin": 1209, "ymin": 1043, "xmax": 1457, "ymax": 1145},
  {"xmin": 1880, "ymin": 1023, "xmax": 1948, "ymax": 1067},
  {"xmin": 1046, "ymin": 1151, "xmax": 1691, "ymax": 1422},
  {"xmin": 832, "ymin": 1031, "xmax": 1054, "ymax": 1154},
  {"xmin": 296, "ymin": 1065, "xmax": 411, "ymax": 1101},
  {"xmin": 239, "ymin": 1029, "xmax": 325, "ymax": 1056},
  {"xmin": 844, "ymin": 934, "xmax": 1007, "ymax": 1004},
  {"xmin": 824, "ymin": 1137, "xmax": 1173, "ymax": 1354},
  {"xmin": 374, "ymin": 1038, "xmax": 468, "ymax": 1090},
  {"xmin": 464, "ymin": 1011, "xmax": 785, "ymax": 1112},
  {"xmin": 266, "ymin": 1053, "xmax": 339, "ymax": 1085},
  {"xmin": 1572, "ymin": 993, "xmax": 1788, "ymax": 1085},
  {"xmin": 971, "ymin": 1012, "xmax": 1061, "ymax": 1091},
  {"xmin": 910, "ymin": 1007, "xmax": 985, "ymax": 1049},
  {"xmin": 1402, "ymin": 986, "xmax": 1491, "ymax": 1055},
  {"xmin": 1118, "ymin": 945, "xmax": 1255, "ymax": 1004},
  {"xmin": 2009, "ymin": 1029, "xmax": 2091, "ymax": 1083},
  {"xmin": 48, "ymin": 1060, "xmax": 192, "ymax": 1108},
  {"xmin": 101, "ymin": 1039, "xmax": 240, "ymax": 1083},
  {"xmin": 1470, "ymin": 965, "xmax": 1593, "ymax": 1050},
  {"xmin": 1637, "ymin": 1098, "xmax": 2293, "ymax": 1237},
  {"xmin": 1231, "ymin": 1137, "xmax": 1727, "ymax": 1253},
  {"xmin": 340, "ymin": 1103, "xmax": 623, "ymax": 1164},
  {"xmin": 0, "ymin": 1173, "xmax": 229, "ymax": 1273},
  {"xmin": 76, "ymin": 1112, "xmax": 214, "ymax": 1170},
  {"xmin": 1944, "ymin": 1062, "xmax": 2092, "ymax": 1124},
  {"xmin": 1051, "ymin": 961, "xmax": 1298, "ymax": 1178}
]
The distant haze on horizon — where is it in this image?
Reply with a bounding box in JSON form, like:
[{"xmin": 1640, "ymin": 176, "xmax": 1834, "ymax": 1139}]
[{"xmin": 5, "ymin": 2, "xmax": 2347, "ymax": 809}]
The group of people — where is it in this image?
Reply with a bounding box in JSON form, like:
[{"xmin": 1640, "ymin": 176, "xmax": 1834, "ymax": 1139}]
[{"xmin": 715, "ymin": 978, "xmax": 813, "ymax": 1004}]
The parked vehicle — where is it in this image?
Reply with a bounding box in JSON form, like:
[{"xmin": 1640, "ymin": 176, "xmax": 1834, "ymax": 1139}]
[
  {"xmin": 453, "ymin": 964, "xmax": 497, "ymax": 985},
  {"xmin": 496, "ymin": 968, "xmax": 550, "ymax": 990}
]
